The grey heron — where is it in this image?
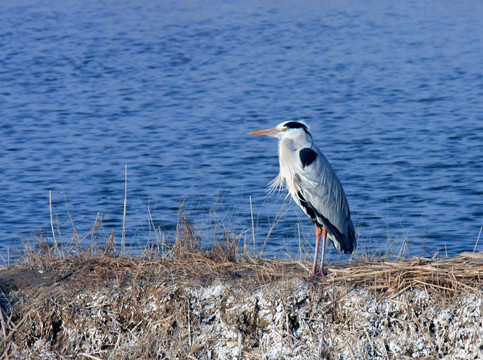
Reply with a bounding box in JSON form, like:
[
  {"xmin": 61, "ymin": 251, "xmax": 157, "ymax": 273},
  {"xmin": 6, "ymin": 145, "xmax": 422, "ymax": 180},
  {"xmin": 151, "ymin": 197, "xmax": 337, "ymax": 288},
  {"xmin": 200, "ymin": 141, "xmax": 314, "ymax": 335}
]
[{"xmin": 250, "ymin": 121, "xmax": 356, "ymax": 276}]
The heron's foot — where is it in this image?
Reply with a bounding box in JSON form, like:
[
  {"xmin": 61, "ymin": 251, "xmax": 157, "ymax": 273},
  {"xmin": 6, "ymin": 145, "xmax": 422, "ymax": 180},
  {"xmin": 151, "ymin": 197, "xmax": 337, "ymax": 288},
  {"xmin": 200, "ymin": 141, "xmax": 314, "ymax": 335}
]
[{"xmin": 310, "ymin": 269, "xmax": 329, "ymax": 278}]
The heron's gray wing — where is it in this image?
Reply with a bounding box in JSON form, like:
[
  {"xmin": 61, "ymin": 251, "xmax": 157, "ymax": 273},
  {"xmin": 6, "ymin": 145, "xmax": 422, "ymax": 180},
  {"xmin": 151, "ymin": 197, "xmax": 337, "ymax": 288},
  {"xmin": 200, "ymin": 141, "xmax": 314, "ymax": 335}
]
[{"xmin": 295, "ymin": 146, "xmax": 356, "ymax": 253}]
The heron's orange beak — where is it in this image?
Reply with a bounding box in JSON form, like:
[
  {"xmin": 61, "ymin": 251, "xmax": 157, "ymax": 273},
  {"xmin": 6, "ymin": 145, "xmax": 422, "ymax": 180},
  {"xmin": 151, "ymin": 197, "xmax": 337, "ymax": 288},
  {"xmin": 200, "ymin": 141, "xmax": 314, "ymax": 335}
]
[{"xmin": 249, "ymin": 128, "xmax": 280, "ymax": 136}]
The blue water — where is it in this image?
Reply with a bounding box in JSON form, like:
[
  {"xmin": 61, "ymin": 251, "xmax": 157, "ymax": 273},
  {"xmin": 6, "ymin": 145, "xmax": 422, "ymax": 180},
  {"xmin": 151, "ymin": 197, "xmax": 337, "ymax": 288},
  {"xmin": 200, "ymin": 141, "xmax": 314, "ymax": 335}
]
[{"xmin": 1, "ymin": 0, "xmax": 482, "ymax": 262}]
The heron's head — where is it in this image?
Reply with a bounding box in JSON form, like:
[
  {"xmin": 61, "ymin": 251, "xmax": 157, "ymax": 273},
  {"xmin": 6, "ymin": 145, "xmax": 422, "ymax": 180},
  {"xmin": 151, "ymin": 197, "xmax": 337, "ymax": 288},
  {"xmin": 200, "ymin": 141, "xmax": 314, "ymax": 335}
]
[{"xmin": 249, "ymin": 121, "xmax": 310, "ymax": 139}]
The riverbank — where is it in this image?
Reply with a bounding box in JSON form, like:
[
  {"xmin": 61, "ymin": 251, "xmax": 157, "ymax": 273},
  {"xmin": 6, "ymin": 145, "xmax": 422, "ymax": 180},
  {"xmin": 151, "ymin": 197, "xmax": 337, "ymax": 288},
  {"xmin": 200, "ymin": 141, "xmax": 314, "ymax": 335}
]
[{"xmin": 0, "ymin": 229, "xmax": 481, "ymax": 360}]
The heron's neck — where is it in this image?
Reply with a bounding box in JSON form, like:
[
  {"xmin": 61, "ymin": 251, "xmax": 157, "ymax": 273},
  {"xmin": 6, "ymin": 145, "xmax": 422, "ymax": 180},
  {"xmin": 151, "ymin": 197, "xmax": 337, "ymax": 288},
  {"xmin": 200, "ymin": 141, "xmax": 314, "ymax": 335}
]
[
  {"xmin": 277, "ymin": 134, "xmax": 311, "ymax": 191},
  {"xmin": 279, "ymin": 132, "xmax": 312, "ymax": 152}
]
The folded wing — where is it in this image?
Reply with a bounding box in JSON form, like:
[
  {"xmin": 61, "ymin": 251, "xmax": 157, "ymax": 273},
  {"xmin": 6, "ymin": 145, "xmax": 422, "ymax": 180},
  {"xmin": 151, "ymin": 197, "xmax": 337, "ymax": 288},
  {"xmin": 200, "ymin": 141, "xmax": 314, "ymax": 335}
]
[{"xmin": 293, "ymin": 146, "xmax": 356, "ymax": 253}]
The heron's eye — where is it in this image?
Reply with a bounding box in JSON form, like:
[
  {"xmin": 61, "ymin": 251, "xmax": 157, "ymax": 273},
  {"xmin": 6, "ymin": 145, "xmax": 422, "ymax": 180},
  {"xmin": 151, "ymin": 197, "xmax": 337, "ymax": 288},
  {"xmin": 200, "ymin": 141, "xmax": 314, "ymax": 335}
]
[{"xmin": 282, "ymin": 127, "xmax": 289, "ymax": 131}]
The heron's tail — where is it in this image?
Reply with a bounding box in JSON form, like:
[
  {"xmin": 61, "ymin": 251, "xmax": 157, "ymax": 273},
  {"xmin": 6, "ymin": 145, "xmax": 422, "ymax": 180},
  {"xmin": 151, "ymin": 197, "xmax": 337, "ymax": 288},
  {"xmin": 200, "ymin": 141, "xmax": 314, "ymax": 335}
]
[
  {"xmin": 344, "ymin": 219, "xmax": 357, "ymax": 253},
  {"xmin": 329, "ymin": 219, "xmax": 356, "ymax": 254}
]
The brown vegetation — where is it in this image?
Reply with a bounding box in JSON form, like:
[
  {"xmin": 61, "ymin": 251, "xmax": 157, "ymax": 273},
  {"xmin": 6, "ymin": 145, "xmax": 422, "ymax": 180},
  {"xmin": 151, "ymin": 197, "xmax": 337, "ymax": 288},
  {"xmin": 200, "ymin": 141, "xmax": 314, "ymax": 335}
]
[{"xmin": 0, "ymin": 216, "xmax": 482, "ymax": 359}]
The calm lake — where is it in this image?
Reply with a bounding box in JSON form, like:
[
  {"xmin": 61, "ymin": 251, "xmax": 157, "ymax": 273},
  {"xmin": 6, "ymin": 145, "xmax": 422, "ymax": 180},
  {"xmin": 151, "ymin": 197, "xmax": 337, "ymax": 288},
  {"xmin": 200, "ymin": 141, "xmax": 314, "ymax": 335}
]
[{"xmin": 1, "ymin": 0, "xmax": 482, "ymax": 262}]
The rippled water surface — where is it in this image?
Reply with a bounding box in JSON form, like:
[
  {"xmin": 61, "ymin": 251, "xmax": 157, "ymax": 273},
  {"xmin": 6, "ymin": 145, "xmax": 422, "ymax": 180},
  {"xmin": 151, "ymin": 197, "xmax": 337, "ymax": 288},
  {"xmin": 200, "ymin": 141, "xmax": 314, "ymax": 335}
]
[{"xmin": 1, "ymin": 0, "xmax": 482, "ymax": 260}]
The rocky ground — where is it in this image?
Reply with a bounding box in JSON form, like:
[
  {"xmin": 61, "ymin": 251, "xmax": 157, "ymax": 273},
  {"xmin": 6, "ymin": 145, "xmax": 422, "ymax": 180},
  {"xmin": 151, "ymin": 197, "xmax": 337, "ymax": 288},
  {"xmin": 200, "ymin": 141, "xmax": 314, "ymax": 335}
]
[{"xmin": 0, "ymin": 245, "xmax": 482, "ymax": 359}]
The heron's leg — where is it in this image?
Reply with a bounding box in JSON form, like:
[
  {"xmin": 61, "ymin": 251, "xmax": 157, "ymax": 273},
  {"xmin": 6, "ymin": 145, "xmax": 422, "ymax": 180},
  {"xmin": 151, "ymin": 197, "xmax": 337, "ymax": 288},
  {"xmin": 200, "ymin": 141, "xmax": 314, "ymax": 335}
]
[
  {"xmin": 319, "ymin": 227, "xmax": 328, "ymax": 277},
  {"xmin": 312, "ymin": 225, "xmax": 322, "ymax": 276}
]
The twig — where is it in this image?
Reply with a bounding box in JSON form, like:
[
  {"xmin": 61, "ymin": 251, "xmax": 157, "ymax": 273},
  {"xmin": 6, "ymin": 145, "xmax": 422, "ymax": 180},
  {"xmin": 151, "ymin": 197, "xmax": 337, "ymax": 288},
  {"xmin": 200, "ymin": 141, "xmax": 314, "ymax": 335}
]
[
  {"xmin": 187, "ymin": 298, "xmax": 192, "ymax": 348},
  {"xmin": 147, "ymin": 206, "xmax": 161, "ymax": 245},
  {"xmin": 260, "ymin": 201, "xmax": 288, "ymax": 256},
  {"xmin": 49, "ymin": 191, "xmax": 61, "ymax": 258},
  {"xmin": 0, "ymin": 310, "xmax": 31, "ymax": 355},
  {"xmin": 413, "ymin": 279, "xmax": 456, "ymax": 293},
  {"xmin": 297, "ymin": 223, "xmax": 302, "ymax": 261},
  {"xmin": 0, "ymin": 307, "xmax": 8, "ymax": 342},
  {"xmin": 122, "ymin": 164, "xmax": 128, "ymax": 254},
  {"xmin": 249, "ymin": 196, "xmax": 256, "ymax": 252},
  {"xmin": 79, "ymin": 353, "xmax": 104, "ymax": 360},
  {"xmin": 474, "ymin": 226, "xmax": 482, "ymax": 253}
]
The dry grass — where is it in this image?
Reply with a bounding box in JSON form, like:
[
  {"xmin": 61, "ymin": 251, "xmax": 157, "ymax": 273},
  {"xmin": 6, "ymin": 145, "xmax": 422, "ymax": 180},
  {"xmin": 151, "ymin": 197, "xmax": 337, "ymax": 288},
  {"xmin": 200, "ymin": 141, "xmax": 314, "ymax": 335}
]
[
  {"xmin": 0, "ymin": 210, "xmax": 482, "ymax": 359},
  {"xmin": 329, "ymin": 252, "xmax": 483, "ymax": 299}
]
